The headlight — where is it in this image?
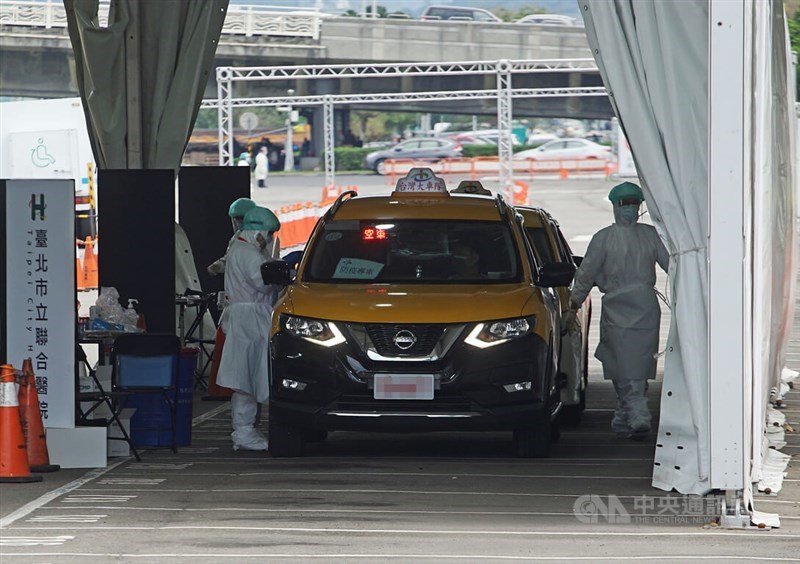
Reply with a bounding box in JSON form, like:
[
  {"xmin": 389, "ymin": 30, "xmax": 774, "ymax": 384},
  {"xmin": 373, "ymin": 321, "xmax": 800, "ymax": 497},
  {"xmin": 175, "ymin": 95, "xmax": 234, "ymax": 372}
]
[
  {"xmin": 464, "ymin": 317, "xmax": 534, "ymax": 349},
  {"xmin": 284, "ymin": 316, "xmax": 346, "ymax": 347}
]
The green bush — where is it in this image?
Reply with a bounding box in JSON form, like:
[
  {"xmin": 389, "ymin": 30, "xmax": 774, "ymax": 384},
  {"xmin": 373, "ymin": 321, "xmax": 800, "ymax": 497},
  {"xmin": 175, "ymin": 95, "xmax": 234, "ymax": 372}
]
[{"xmin": 324, "ymin": 147, "xmax": 374, "ymax": 171}]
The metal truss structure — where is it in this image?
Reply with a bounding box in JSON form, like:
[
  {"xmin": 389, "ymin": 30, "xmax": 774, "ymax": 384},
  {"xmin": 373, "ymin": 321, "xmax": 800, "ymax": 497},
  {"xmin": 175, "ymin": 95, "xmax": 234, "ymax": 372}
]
[{"xmin": 210, "ymin": 59, "xmax": 605, "ymax": 188}]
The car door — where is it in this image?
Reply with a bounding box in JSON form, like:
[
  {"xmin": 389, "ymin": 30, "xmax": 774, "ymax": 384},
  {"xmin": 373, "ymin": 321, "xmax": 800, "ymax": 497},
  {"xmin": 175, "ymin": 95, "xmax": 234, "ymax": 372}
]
[
  {"xmin": 536, "ymin": 140, "xmax": 568, "ymax": 160},
  {"xmin": 393, "ymin": 139, "xmax": 421, "ymax": 159},
  {"xmin": 562, "ymin": 139, "xmax": 589, "ymax": 159}
]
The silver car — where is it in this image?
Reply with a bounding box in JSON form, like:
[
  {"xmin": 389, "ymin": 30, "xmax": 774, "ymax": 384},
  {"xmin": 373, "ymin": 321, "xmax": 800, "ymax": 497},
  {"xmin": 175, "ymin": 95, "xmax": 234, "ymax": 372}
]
[{"xmin": 364, "ymin": 137, "xmax": 463, "ymax": 175}]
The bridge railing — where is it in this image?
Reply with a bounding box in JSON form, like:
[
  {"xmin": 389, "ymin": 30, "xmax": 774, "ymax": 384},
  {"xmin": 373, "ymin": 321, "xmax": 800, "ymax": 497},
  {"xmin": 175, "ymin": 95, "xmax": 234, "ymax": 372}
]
[{"xmin": 0, "ymin": 1, "xmax": 322, "ymax": 39}]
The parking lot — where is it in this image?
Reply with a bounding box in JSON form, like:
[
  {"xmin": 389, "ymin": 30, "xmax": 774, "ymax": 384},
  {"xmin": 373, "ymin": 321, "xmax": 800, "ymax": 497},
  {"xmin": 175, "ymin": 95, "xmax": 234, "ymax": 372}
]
[{"xmin": 2, "ymin": 175, "xmax": 798, "ymax": 561}]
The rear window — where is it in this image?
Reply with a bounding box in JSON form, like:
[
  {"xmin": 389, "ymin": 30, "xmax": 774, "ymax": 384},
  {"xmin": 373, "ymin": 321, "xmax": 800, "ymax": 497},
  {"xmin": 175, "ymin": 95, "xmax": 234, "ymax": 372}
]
[
  {"xmin": 525, "ymin": 226, "xmax": 556, "ymax": 264},
  {"xmin": 304, "ymin": 219, "xmax": 521, "ymax": 284}
]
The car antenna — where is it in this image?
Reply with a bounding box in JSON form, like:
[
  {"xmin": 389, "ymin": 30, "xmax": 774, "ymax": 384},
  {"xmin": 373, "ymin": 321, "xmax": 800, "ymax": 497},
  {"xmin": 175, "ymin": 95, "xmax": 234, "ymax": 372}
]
[{"xmin": 324, "ymin": 190, "xmax": 358, "ymax": 221}]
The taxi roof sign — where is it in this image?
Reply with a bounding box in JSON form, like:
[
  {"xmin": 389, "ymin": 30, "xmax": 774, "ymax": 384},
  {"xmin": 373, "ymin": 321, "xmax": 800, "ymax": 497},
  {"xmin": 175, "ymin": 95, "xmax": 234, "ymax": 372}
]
[
  {"xmin": 393, "ymin": 168, "xmax": 448, "ymax": 195},
  {"xmin": 452, "ymin": 180, "xmax": 491, "ymax": 196}
]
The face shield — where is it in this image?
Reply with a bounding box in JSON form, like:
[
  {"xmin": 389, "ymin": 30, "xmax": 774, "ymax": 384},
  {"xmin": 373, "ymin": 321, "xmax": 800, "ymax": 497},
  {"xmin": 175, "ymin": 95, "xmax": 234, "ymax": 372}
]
[
  {"xmin": 232, "ymin": 216, "xmax": 245, "ymax": 233},
  {"xmin": 615, "ymin": 198, "xmax": 642, "ymax": 224}
]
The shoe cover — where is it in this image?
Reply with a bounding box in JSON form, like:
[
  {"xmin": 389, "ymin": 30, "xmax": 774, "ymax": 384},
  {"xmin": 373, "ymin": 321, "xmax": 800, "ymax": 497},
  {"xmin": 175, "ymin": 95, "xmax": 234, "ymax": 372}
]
[{"xmin": 232, "ymin": 426, "xmax": 268, "ymax": 451}]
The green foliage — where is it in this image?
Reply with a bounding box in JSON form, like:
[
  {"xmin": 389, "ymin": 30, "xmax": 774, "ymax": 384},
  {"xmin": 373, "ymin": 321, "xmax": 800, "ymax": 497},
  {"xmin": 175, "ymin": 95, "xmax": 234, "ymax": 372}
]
[
  {"xmin": 790, "ymin": 11, "xmax": 800, "ymax": 96},
  {"xmin": 493, "ymin": 6, "xmax": 547, "ymax": 23},
  {"xmin": 329, "ymin": 147, "xmax": 373, "ymax": 171}
]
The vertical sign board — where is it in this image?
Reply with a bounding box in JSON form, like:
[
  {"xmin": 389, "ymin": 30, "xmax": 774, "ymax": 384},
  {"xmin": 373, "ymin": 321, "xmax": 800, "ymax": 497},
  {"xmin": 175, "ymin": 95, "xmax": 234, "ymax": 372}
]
[
  {"xmin": 3, "ymin": 179, "xmax": 75, "ymax": 428},
  {"xmin": 615, "ymin": 119, "xmax": 638, "ymax": 178}
]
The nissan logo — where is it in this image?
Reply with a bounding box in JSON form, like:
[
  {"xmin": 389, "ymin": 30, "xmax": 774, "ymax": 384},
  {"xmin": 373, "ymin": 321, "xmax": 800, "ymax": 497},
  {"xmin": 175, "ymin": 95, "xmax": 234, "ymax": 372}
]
[{"xmin": 393, "ymin": 330, "xmax": 417, "ymax": 350}]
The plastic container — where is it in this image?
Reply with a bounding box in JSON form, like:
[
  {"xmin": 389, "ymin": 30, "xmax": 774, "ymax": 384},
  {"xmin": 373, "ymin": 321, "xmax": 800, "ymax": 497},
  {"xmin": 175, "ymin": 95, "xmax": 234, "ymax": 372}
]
[{"xmin": 128, "ymin": 348, "xmax": 196, "ymax": 447}]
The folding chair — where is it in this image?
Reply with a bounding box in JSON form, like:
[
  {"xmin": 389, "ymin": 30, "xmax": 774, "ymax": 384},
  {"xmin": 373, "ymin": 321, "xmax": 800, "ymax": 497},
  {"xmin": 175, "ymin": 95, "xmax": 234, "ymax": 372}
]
[
  {"xmin": 111, "ymin": 333, "xmax": 181, "ymax": 455},
  {"xmin": 76, "ymin": 344, "xmax": 141, "ymax": 461}
]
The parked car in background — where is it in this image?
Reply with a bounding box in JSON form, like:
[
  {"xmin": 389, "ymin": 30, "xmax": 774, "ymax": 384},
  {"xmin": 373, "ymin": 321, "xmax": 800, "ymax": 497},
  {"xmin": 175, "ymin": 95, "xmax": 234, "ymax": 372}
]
[
  {"xmin": 421, "ymin": 5, "xmax": 501, "ymax": 22},
  {"xmin": 514, "ymin": 138, "xmax": 612, "ymax": 161},
  {"xmin": 364, "ymin": 137, "xmax": 463, "ymax": 174},
  {"xmin": 526, "ymin": 131, "xmax": 559, "ymax": 146},
  {"xmin": 515, "ymin": 14, "xmax": 582, "ymax": 26}
]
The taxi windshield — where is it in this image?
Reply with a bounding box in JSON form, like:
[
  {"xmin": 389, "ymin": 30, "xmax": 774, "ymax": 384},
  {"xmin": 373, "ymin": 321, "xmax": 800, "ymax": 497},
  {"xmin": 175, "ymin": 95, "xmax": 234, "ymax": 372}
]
[{"xmin": 304, "ymin": 219, "xmax": 521, "ymax": 284}]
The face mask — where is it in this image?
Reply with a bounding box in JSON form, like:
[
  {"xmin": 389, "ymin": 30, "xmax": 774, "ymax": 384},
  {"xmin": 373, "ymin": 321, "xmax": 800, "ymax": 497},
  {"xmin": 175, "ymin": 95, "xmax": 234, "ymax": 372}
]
[{"xmin": 619, "ymin": 205, "xmax": 639, "ymax": 223}]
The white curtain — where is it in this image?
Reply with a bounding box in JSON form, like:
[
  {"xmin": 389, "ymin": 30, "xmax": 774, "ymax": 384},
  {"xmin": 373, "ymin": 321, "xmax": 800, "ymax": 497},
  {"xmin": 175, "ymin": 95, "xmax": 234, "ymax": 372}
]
[
  {"xmin": 579, "ymin": 0, "xmax": 711, "ymax": 495},
  {"xmin": 64, "ymin": 0, "xmax": 229, "ymax": 173},
  {"xmin": 580, "ymin": 0, "xmax": 797, "ymax": 498}
]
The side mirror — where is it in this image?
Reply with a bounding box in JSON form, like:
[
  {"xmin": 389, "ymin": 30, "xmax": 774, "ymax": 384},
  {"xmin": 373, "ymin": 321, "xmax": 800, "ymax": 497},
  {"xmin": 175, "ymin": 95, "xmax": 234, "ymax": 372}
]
[
  {"xmin": 393, "ymin": 147, "xmax": 402, "ymax": 152},
  {"xmin": 261, "ymin": 260, "xmax": 291, "ymax": 286},
  {"xmin": 572, "ymin": 255, "xmax": 583, "ymax": 267},
  {"xmin": 537, "ymin": 262, "xmax": 576, "ymax": 288}
]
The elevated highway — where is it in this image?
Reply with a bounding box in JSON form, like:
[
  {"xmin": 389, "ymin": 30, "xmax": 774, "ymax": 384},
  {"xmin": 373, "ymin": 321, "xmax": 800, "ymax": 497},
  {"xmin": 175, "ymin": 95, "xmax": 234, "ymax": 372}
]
[{"xmin": 0, "ymin": 1, "xmax": 609, "ymax": 119}]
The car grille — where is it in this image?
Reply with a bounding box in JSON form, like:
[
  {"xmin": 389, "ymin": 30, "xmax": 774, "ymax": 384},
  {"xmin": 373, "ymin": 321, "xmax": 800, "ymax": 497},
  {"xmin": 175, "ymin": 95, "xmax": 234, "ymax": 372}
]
[{"xmin": 365, "ymin": 324, "xmax": 444, "ymax": 357}]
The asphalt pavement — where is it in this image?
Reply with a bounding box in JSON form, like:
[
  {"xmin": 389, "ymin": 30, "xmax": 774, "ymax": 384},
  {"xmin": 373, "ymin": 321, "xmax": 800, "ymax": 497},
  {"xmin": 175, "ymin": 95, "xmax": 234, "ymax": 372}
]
[{"xmin": 1, "ymin": 173, "xmax": 798, "ymax": 562}]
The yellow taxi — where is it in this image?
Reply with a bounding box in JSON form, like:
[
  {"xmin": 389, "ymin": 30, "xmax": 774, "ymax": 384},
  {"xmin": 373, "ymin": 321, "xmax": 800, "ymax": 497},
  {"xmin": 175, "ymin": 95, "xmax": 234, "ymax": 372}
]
[
  {"xmin": 261, "ymin": 170, "xmax": 576, "ymax": 458},
  {"xmin": 516, "ymin": 206, "xmax": 592, "ymax": 425}
]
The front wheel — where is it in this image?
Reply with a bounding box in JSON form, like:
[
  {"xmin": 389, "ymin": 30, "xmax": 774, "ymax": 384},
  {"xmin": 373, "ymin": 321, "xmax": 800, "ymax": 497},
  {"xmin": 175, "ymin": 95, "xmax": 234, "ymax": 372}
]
[
  {"xmin": 374, "ymin": 159, "xmax": 387, "ymax": 175},
  {"xmin": 268, "ymin": 410, "xmax": 306, "ymax": 457}
]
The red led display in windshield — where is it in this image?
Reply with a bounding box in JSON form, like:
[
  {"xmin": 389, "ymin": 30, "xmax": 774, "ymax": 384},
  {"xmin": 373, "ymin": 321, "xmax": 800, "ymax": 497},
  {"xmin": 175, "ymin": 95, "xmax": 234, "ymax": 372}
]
[{"xmin": 362, "ymin": 227, "xmax": 387, "ymax": 241}]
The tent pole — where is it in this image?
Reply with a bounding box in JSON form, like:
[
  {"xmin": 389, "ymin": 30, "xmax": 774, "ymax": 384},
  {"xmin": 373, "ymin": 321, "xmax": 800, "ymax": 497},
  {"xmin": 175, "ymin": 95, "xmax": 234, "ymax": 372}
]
[
  {"xmin": 708, "ymin": 0, "xmax": 748, "ymax": 526},
  {"xmin": 125, "ymin": 0, "xmax": 142, "ymax": 168}
]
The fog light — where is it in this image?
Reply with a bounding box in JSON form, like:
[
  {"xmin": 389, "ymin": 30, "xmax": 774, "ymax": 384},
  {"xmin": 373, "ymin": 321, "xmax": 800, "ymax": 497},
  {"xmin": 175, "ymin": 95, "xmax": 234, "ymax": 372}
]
[
  {"xmin": 282, "ymin": 379, "xmax": 307, "ymax": 391},
  {"xmin": 503, "ymin": 381, "xmax": 532, "ymax": 393}
]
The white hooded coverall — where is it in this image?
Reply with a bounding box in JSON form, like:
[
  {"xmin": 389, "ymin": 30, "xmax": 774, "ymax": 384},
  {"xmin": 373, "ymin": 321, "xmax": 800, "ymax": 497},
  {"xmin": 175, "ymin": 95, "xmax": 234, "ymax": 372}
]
[
  {"xmin": 570, "ymin": 205, "xmax": 669, "ymax": 432},
  {"xmin": 217, "ymin": 230, "xmax": 280, "ymax": 450}
]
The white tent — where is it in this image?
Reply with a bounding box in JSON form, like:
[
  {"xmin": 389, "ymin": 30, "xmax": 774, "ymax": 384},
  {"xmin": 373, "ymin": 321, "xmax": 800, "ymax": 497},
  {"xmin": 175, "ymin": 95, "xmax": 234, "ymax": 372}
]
[{"xmin": 581, "ymin": 0, "xmax": 797, "ymax": 520}]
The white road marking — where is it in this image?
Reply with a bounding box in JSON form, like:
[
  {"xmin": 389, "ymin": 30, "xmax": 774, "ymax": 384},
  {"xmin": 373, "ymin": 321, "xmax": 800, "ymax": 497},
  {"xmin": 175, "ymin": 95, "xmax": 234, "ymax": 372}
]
[
  {"xmin": 8, "ymin": 526, "xmax": 800, "ymax": 538},
  {"xmin": 97, "ymin": 478, "xmax": 166, "ymax": 486},
  {"xmin": 5, "ymin": 554, "xmax": 798, "ymax": 561},
  {"xmin": 62, "ymin": 494, "xmax": 136, "ymax": 504},
  {"xmin": 130, "ymin": 463, "xmax": 193, "ymax": 470},
  {"xmin": 26, "ymin": 514, "xmax": 107, "ymax": 523},
  {"xmin": 0, "ymin": 458, "xmax": 127, "ymax": 529},
  {"xmin": 0, "ymin": 535, "xmax": 74, "ymax": 546}
]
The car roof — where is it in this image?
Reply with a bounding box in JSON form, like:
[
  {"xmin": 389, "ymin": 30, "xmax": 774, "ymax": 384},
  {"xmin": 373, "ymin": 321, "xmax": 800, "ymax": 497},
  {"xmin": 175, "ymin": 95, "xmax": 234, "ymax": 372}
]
[{"xmin": 328, "ymin": 193, "xmax": 504, "ymax": 222}]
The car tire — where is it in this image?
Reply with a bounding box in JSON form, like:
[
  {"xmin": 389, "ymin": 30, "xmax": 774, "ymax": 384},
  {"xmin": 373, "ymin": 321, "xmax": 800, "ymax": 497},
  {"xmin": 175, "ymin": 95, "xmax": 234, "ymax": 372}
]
[
  {"xmin": 561, "ymin": 403, "xmax": 582, "ymax": 426},
  {"xmin": 268, "ymin": 410, "xmax": 306, "ymax": 457},
  {"xmin": 374, "ymin": 159, "xmax": 386, "ymax": 175},
  {"xmin": 513, "ymin": 418, "xmax": 552, "ymax": 458}
]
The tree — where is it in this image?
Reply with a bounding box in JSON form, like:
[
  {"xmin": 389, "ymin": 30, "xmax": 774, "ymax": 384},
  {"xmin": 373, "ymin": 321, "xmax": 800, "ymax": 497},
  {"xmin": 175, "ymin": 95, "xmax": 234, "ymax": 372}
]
[{"xmin": 493, "ymin": 6, "xmax": 547, "ymax": 23}]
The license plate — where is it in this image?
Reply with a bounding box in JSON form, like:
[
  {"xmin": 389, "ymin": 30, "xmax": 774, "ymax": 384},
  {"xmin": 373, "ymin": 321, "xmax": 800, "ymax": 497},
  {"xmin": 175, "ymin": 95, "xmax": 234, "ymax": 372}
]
[{"xmin": 373, "ymin": 374, "xmax": 434, "ymax": 400}]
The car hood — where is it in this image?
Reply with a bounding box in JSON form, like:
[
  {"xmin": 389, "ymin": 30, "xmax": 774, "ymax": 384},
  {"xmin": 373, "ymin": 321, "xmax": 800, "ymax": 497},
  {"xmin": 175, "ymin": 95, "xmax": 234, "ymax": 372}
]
[{"xmin": 285, "ymin": 282, "xmax": 536, "ymax": 323}]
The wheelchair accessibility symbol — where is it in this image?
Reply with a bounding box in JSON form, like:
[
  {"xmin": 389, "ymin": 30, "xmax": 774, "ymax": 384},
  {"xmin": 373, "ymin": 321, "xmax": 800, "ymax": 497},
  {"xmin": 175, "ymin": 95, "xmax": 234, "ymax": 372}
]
[{"xmin": 31, "ymin": 138, "xmax": 56, "ymax": 168}]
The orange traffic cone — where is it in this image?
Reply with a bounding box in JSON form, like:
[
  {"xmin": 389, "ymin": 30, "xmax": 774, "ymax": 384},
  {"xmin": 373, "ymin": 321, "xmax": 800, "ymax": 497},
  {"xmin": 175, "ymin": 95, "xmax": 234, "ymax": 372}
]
[
  {"xmin": 19, "ymin": 359, "xmax": 59, "ymax": 473},
  {"xmin": 82, "ymin": 237, "xmax": 98, "ymax": 289},
  {"xmin": 76, "ymin": 256, "xmax": 85, "ymax": 291},
  {"xmin": 202, "ymin": 327, "xmax": 232, "ymax": 401},
  {"xmin": 0, "ymin": 365, "xmax": 43, "ymax": 483}
]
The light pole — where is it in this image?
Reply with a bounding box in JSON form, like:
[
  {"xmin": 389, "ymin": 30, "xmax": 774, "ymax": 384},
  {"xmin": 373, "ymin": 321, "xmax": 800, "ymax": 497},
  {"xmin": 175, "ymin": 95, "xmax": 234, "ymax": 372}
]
[{"xmin": 284, "ymin": 88, "xmax": 295, "ymax": 172}]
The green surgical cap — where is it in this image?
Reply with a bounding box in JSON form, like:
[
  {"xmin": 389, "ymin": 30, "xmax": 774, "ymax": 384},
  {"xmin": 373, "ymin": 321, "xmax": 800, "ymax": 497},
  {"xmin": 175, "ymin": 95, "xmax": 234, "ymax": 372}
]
[
  {"xmin": 242, "ymin": 206, "xmax": 280, "ymax": 232},
  {"xmin": 608, "ymin": 182, "xmax": 644, "ymax": 204},
  {"xmin": 228, "ymin": 198, "xmax": 256, "ymax": 218}
]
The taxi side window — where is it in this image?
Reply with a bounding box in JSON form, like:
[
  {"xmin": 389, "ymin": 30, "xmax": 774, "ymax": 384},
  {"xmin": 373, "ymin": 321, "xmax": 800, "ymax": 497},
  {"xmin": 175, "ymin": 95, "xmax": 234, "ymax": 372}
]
[{"xmin": 525, "ymin": 227, "xmax": 556, "ymax": 265}]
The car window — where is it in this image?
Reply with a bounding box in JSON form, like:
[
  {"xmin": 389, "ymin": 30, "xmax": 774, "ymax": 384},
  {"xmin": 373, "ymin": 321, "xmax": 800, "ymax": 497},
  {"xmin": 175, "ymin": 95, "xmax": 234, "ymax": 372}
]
[
  {"xmin": 524, "ymin": 226, "xmax": 556, "ymax": 265},
  {"xmin": 398, "ymin": 141, "xmax": 420, "ymax": 150},
  {"xmin": 418, "ymin": 140, "xmax": 441, "ymax": 149},
  {"xmin": 473, "ymin": 11, "xmax": 495, "ymax": 21},
  {"xmin": 541, "ymin": 141, "xmax": 565, "ymax": 151},
  {"xmin": 565, "ymin": 140, "xmax": 585, "ymax": 149},
  {"xmin": 305, "ymin": 219, "xmax": 521, "ymax": 284}
]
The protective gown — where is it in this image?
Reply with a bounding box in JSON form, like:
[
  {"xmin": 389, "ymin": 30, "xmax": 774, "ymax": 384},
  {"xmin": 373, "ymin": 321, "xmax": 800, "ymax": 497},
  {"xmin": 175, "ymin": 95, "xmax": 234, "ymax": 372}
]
[
  {"xmin": 570, "ymin": 205, "xmax": 668, "ymax": 430},
  {"xmin": 217, "ymin": 230, "xmax": 281, "ymax": 449}
]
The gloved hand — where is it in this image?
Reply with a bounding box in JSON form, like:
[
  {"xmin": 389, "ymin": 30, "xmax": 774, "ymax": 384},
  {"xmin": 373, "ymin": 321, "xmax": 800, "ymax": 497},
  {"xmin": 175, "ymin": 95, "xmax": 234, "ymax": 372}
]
[
  {"xmin": 207, "ymin": 260, "xmax": 225, "ymax": 276},
  {"xmin": 562, "ymin": 307, "xmax": 580, "ymax": 334}
]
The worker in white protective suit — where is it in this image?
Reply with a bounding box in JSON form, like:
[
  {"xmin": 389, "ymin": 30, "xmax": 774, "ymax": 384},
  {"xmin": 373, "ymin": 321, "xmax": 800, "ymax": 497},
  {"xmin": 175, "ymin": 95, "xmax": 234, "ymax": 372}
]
[
  {"xmin": 217, "ymin": 206, "xmax": 282, "ymax": 451},
  {"xmin": 564, "ymin": 182, "xmax": 669, "ymax": 439},
  {"xmin": 207, "ymin": 198, "xmax": 257, "ymax": 276}
]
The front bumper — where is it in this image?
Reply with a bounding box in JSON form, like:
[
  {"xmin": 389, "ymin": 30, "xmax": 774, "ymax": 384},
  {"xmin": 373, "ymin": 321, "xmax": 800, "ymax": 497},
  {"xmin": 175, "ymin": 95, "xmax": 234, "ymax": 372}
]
[{"xmin": 270, "ymin": 322, "xmax": 555, "ymax": 433}]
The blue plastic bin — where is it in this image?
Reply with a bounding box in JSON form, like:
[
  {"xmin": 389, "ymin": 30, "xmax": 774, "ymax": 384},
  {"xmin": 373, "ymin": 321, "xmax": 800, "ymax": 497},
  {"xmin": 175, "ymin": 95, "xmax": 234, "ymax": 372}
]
[{"xmin": 129, "ymin": 348, "xmax": 196, "ymax": 447}]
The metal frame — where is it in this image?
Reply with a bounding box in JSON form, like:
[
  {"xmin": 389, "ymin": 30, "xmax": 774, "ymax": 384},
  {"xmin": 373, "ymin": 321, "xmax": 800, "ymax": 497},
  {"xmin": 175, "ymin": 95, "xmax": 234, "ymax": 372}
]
[
  {"xmin": 208, "ymin": 58, "xmax": 603, "ymax": 188},
  {"xmin": 708, "ymin": 0, "xmax": 747, "ymax": 525}
]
